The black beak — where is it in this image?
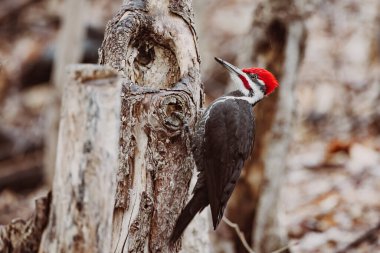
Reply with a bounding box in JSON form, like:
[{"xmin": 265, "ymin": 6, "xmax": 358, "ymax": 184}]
[{"xmin": 214, "ymin": 57, "xmax": 245, "ymax": 77}]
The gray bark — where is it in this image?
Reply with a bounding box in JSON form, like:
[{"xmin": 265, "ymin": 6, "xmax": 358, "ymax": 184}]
[
  {"xmin": 99, "ymin": 0, "xmax": 208, "ymax": 252},
  {"xmin": 39, "ymin": 65, "xmax": 121, "ymax": 253}
]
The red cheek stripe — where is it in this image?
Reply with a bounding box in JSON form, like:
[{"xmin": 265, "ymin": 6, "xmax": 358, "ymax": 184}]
[{"xmin": 239, "ymin": 75, "xmax": 251, "ymax": 90}]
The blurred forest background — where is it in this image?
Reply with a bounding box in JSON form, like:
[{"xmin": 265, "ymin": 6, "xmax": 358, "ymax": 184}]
[{"xmin": 0, "ymin": 0, "xmax": 379, "ymax": 252}]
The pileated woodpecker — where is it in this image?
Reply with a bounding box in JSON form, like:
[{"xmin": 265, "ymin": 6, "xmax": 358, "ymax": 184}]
[{"xmin": 170, "ymin": 57, "xmax": 279, "ymax": 243}]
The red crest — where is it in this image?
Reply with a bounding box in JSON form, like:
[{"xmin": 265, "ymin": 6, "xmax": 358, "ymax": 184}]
[{"xmin": 243, "ymin": 68, "xmax": 279, "ymax": 95}]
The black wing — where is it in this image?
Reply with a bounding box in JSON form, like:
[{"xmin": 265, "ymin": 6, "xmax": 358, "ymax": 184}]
[{"xmin": 204, "ymin": 99, "xmax": 255, "ymax": 229}]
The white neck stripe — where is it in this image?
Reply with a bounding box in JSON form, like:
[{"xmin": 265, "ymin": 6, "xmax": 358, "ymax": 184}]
[
  {"xmin": 202, "ymin": 96, "xmax": 258, "ymax": 122},
  {"xmin": 215, "ymin": 96, "xmax": 257, "ymax": 104}
]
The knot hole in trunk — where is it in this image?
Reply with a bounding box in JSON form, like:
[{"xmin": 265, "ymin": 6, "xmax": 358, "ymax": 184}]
[
  {"xmin": 157, "ymin": 94, "xmax": 195, "ymax": 133},
  {"xmin": 130, "ymin": 36, "xmax": 180, "ymax": 89}
]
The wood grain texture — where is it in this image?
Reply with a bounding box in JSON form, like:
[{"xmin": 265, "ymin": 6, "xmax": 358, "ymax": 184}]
[
  {"xmin": 99, "ymin": 0, "xmax": 209, "ymax": 252},
  {"xmin": 39, "ymin": 64, "xmax": 121, "ymax": 253}
]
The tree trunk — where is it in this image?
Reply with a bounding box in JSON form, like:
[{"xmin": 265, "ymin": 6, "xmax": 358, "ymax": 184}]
[
  {"xmin": 235, "ymin": 1, "xmax": 308, "ymax": 252},
  {"xmin": 206, "ymin": 0, "xmax": 308, "ymax": 251},
  {"xmin": 44, "ymin": 0, "xmax": 87, "ymax": 185},
  {"xmin": 99, "ymin": 0, "xmax": 208, "ymax": 252},
  {"xmin": 39, "ymin": 65, "xmax": 121, "ymax": 253},
  {"xmin": 253, "ymin": 20, "xmax": 305, "ymax": 253},
  {"xmin": 100, "ymin": 0, "xmax": 206, "ymax": 252}
]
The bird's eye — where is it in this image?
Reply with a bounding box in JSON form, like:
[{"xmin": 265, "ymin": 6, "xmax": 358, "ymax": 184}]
[{"xmin": 250, "ymin": 73, "xmax": 258, "ymax": 79}]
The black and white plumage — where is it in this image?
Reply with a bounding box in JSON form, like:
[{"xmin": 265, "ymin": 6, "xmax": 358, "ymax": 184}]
[{"xmin": 170, "ymin": 57, "xmax": 279, "ymax": 243}]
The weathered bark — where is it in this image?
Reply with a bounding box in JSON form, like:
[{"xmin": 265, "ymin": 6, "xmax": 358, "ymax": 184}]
[
  {"xmin": 0, "ymin": 192, "xmax": 51, "ymax": 253},
  {"xmin": 236, "ymin": 1, "xmax": 308, "ymax": 252},
  {"xmin": 99, "ymin": 0, "xmax": 208, "ymax": 252},
  {"xmin": 39, "ymin": 65, "xmax": 121, "ymax": 253},
  {"xmin": 44, "ymin": 0, "xmax": 87, "ymax": 185}
]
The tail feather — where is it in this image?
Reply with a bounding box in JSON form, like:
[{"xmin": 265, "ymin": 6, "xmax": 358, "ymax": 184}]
[{"xmin": 170, "ymin": 191, "xmax": 208, "ymax": 244}]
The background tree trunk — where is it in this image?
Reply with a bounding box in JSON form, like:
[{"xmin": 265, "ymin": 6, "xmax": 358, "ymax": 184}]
[
  {"xmin": 252, "ymin": 19, "xmax": 305, "ymax": 253},
  {"xmin": 43, "ymin": 0, "xmax": 87, "ymax": 185},
  {"xmin": 99, "ymin": 0, "xmax": 209, "ymax": 252},
  {"xmin": 235, "ymin": 1, "xmax": 308, "ymax": 252},
  {"xmin": 39, "ymin": 65, "xmax": 121, "ymax": 253}
]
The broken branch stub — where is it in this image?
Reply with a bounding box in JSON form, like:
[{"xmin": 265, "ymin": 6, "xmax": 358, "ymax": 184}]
[
  {"xmin": 0, "ymin": 192, "xmax": 51, "ymax": 253},
  {"xmin": 39, "ymin": 64, "xmax": 121, "ymax": 253},
  {"xmin": 99, "ymin": 0, "xmax": 206, "ymax": 252}
]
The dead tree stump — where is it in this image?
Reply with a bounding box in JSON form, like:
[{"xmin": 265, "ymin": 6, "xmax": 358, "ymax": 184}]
[
  {"xmin": 99, "ymin": 0, "xmax": 209, "ymax": 252},
  {"xmin": 39, "ymin": 65, "xmax": 121, "ymax": 253}
]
